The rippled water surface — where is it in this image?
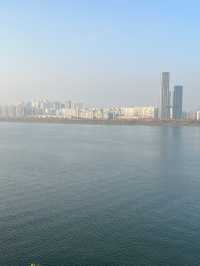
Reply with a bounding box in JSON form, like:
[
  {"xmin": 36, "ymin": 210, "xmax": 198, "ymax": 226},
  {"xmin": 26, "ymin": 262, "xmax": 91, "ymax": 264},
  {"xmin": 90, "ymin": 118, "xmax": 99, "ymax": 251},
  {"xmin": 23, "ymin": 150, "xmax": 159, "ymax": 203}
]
[{"xmin": 0, "ymin": 122, "xmax": 200, "ymax": 266}]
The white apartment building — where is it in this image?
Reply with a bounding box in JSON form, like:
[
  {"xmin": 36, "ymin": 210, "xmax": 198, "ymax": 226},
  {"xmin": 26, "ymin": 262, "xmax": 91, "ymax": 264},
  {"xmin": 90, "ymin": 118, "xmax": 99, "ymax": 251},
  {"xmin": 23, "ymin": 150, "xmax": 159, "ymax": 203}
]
[
  {"xmin": 197, "ymin": 111, "xmax": 200, "ymax": 121},
  {"xmin": 119, "ymin": 106, "xmax": 158, "ymax": 120}
]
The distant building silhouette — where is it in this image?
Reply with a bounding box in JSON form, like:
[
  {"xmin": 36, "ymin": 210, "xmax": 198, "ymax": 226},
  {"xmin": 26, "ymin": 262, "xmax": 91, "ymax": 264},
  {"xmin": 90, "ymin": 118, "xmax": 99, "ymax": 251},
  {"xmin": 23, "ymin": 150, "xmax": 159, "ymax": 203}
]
[
  {"xmin": 173, "ymin": 85, "xmax": 183, "ymax": 120},
  {"xmin": 161, "ymin": 72, "xmax": 170, "ymax": 120}
]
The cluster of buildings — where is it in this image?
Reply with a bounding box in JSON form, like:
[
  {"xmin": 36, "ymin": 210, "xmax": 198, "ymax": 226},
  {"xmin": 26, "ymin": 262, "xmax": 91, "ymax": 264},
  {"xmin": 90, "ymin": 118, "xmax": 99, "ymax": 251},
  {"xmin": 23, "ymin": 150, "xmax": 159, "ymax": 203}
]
[
  {"xmin": 0, "ymin": 99, "xmax": 158, "ymax": 121},
  {"xmin": 161, "ymin": 72, "xmax": 200, "ymax": 121},
  {"xmin": 161, "ymin": 72, "xmax": 183, "ymax": 120},
  {"xmin": 0, "ymin": 72, "xmax": 199, "ymax": 121}
]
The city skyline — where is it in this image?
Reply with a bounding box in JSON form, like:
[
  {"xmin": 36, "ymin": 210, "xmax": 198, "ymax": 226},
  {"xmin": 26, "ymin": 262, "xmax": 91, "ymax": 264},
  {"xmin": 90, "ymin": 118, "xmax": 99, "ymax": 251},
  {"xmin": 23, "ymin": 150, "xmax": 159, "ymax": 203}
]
[
  {"xmin": 4, "ymin": 70, "xmax": 200, "ymax": 121},
  {"xmin": 0, "ymin": 74, "xmax": 198, "ymax": 121},
  {"xmin": 1, "ymin": 71, "xmax": 198, "ymax": 115},
  {"xmin": 1, "ymin": 1, "xmax": 200, "ymax": 108},
  {"xmin": 0, "ymin": 70, "xmax": 199, "ymax": 111}
]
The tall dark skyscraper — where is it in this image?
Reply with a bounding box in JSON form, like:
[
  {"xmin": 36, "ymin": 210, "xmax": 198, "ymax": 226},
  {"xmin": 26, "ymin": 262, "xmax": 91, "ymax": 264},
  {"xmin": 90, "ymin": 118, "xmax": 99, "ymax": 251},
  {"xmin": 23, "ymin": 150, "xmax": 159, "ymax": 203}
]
[
  {"xmin": 161, "ymin": 72, "xmax": 170, "ymax": 120},
  {"xmin": 173, "ymin": 85, "xmax": 183, "ymax": 120}
]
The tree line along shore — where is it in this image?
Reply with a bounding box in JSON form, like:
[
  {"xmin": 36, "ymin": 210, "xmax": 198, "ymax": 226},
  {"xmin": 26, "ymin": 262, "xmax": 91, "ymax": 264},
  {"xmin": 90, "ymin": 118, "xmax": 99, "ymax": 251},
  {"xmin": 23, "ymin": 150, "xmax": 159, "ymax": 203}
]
[{"xmin": 0, "ymin": 117, "xmax": 200, "ymax": 126}]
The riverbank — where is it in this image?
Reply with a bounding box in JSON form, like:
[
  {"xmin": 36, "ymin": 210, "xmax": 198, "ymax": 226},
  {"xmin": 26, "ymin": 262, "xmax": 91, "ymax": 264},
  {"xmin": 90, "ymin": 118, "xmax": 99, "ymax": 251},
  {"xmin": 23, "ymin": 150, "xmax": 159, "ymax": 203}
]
[{"xmin": 0, "ymin": 117, "xmax": 200, "ymax": 127}]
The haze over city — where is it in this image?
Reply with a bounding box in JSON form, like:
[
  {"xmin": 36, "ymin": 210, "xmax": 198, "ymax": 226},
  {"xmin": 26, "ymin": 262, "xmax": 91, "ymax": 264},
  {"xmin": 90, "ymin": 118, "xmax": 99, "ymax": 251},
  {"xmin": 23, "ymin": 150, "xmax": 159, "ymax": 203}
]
[
  {"xmin": 2, "ymin": 2, "xmax": 200, "ymax": 266},
  {"xmin": 1, "ymin": 1, "xmax": 200, "ymax": 109}
]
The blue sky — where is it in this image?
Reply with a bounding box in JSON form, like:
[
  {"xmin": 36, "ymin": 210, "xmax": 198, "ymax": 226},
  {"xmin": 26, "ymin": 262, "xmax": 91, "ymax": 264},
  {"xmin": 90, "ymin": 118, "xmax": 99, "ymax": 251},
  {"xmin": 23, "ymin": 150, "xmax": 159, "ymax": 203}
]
[{"xmin": 0, "ymin": 0, "xmax": 200, "ymax": 109}]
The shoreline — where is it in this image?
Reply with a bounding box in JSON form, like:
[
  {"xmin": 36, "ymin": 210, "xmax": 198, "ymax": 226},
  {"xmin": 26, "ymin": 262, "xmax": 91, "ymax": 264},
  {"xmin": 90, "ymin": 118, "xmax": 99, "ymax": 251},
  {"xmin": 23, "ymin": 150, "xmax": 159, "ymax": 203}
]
[{"xmin": 0, "ymin": 118, "xmax": 200, "ymax": 127}]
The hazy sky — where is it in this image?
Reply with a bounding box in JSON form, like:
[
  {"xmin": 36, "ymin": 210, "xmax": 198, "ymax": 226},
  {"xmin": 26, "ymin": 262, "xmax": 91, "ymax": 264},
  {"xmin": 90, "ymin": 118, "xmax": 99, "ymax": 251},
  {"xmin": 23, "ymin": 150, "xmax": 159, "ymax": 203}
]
[{"xmin": 1, "ymin": 0, "xmax": 200, "ymax": 109}]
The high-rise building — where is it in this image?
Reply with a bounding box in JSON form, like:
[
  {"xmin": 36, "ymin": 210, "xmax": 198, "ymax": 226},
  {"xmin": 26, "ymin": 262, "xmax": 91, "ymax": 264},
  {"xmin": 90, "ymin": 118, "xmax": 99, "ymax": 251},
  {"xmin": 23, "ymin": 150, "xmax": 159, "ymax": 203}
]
[
  {"xmin": 161, "ymin": 72, "xmax": 170, "ymax": 120},
  {"xmin": 173, "ymin": 85, "xmax": 183, "ymax": 120},
  {"xmin": 197, "ymin": 111, "xmax": 200, "ymax": 121}
]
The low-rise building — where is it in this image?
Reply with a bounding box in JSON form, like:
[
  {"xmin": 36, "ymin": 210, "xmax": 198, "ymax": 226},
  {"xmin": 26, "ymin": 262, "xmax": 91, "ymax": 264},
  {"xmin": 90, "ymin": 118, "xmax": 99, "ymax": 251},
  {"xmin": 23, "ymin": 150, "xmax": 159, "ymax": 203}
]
[
  {"xmin": 197, "ymin": 111, "xmax": 200, "ymax": 121},
  {"xmin": 185, "ymin": 111, "xmax": 197, "ymax": 121},
  {"xmin": 119, "ymin": 106, "xmax": 158, "ymax": 120}
]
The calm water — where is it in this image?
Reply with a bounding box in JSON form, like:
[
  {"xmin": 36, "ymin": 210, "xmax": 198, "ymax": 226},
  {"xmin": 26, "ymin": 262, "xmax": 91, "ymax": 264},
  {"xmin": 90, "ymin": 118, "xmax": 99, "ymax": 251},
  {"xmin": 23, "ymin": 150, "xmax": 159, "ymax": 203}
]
[{"xmin": 0, "ymin": 122, "xmax": 200, "ymax": 266}]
